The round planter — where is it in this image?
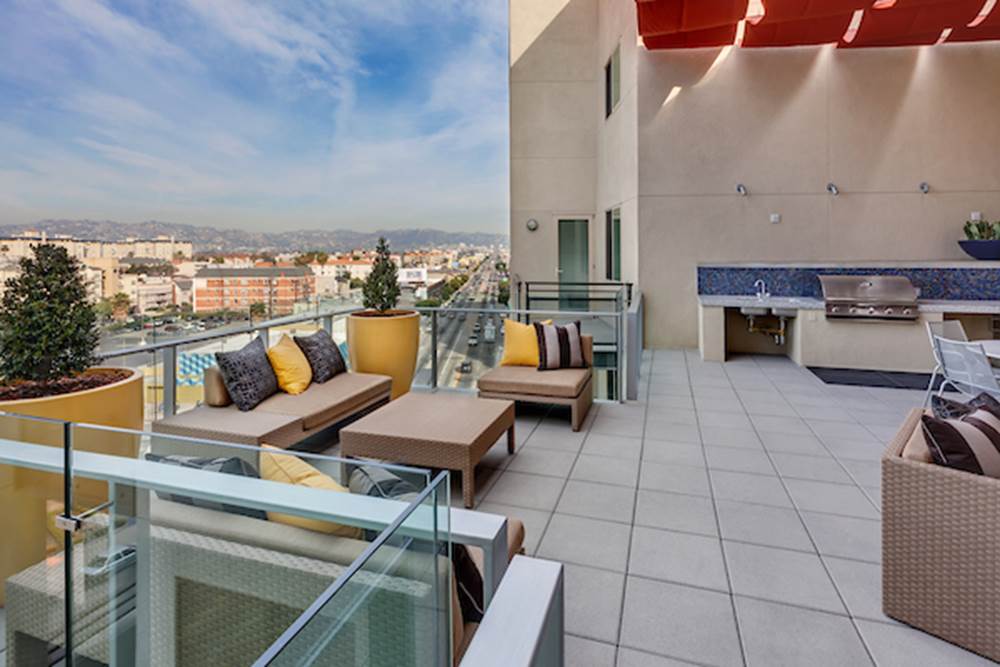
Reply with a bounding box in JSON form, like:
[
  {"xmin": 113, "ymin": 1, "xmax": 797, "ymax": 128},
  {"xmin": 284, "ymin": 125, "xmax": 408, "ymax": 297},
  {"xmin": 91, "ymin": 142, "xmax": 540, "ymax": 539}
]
[
  {"xmin": 0, "ymin": 367, "xmax": 143, "ymax": 605},
  {"xmin": 958, "ymin": 239, "xmax": 1000, "ymax": 260},
  {"xmin": 347, "ymin": 311, "xmax": 420, "ymax": 399}
]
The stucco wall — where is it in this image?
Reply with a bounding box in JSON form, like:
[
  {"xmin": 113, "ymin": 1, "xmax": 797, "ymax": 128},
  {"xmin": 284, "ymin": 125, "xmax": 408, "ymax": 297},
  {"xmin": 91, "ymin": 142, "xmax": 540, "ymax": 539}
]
[
  {"xmin": 638, "ymin": 43, "xmax": 1000, "ymax": 347},
  {"xmin": 509, "ymin": 0, "xmax": 598, "ymax": 287}
]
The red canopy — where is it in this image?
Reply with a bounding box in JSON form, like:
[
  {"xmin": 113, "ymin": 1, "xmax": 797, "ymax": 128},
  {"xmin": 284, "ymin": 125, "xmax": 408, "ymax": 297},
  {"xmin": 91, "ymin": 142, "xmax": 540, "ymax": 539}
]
[{"xmin": 636, "ymin": 0, "xmax": 1000, "ymax": 48}]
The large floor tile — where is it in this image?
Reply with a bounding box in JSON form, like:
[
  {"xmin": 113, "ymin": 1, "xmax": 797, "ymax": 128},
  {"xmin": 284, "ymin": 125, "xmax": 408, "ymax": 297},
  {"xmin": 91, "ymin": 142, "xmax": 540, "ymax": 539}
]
[
  {"xmin": 620, "ymin": 577, "xmax": 743, "ymax": 667},
  {"xmin": 537, "ymin": 514, "xmax": 631, "ymax": 572},
  {"xmin": 645, "ymin": 394, "xmax": 695, "ymax": 410},
  {"xmin": 563, "ymin": 564, "xmax": 626, "ymax": 644},
  {"xmin": 698, "ymin": 425, "xmax": 762, "ymax": 449},
  {"xmin": 644, "ymin": 422, "xmax": 701, "ymax": 444},
  {"xmin": 572, "ymin": 453, "xmax": 640, "ymax": 487},
  {"xmin": 770, "ymin": 451, "xmax": 853, "ymax": 484},
  {"xmin": 724, "ymin": 541, "xmax": 846, "ymax": 614},
  {"xmin": 750, "ymin": 415, "xmax": 812, "ymax": 435},
  {"xmin": 800, "ymin": 512, "xmax": 882, "ymax": 563},
  {"xmin": 505, "ymin": 447, "xmax": 577, "ymax": 478},
  {"xmin": 704, "ymin": 445, "xmax": 776, "ymax": 475},
  {"xmin": 856, "ymin": 619, "xmax": 999, "ymax": 667},
  {"xmin": 823, "ymin": 556, "xmax": 888, "ymax": 622},
  {"xmin": 557, "ymin": 480, "xmax": 636, "ymax": 524},
  {"xmin": 640, "ymin": 461, "xmax": 711, "ymax": 497},
  {"xmin": 758, "ymin": 430, "xmax": 829, "ymax": 455},
  {"xmin": 527, "ymin": 425, "xmax": 587, "ymax": 452},
  {"xmin": 735, "ymin": 597, "xmax": 874, "ymax": 667},
  {"xmin": 584, "ymin": 433, "xmax": 644, "ymax": 459},
  {"xmin": 633, "ymin": 489, "xmax": 718, "ymax": 537},
  {"xmin": 784, "ymin": 478, "xmax": 880, "ymax": 519},
  {"xmin": 715, "ymin": 500, "xmax": 813, "ymax": 551},
  {"xmin": 565, "ymin": 635, "xmax": 617, "ymax": 667},
  {"xmin": 629, "ymin": 527, "xmax": 729, "ymax": 592},
  {"xmin": 616, "ymin": 648, "xmax": 692, "ymax": 666},
  {"xmin": 646, "ymin": 408, "xmax": 697, "ymax": 426},
  {"xmin": 591, "ymin": 416, "xmax": 645, "ymax": 438},
  {"xmin": 709, "ymin": 470, "xmax": 793, "ymax": 508},
  {"xmin": 481, "ymin": 470, "xmax": 563, "ymax": 511}
]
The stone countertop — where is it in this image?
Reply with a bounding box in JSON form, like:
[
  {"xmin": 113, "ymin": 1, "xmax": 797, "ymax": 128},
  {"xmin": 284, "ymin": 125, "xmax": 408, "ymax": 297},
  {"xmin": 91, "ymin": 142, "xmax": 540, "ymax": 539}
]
[
  {"xmin": 699, "ymin": 295, "xmax": 1000, "ymax": 315},
  {"xmin": 698, "ymin": 260, "xmax": 1000, "ymax": 269}
]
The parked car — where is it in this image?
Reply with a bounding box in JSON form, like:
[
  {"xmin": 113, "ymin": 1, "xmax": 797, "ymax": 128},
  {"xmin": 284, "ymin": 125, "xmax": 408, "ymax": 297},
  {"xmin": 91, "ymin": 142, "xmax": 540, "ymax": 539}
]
[
  {"xmin": 459, "ymin": 361, "xmax": 473, "ymax": 374},
  {"xmin": 468, "ymin": 336, "xmax": 478, "ymax": 347}
]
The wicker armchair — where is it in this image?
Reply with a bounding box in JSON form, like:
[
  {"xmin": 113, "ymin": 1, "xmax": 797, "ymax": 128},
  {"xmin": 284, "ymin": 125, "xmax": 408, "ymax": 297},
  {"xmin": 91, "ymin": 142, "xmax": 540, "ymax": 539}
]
[{"xmin": 882, "ymin": 409, "xmax": 1000, "ymax": 662}]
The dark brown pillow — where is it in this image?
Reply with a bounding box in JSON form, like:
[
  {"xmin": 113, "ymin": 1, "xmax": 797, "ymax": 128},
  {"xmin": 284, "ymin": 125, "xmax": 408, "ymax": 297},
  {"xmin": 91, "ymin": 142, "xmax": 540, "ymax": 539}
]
[
  {"xmin": 294, "ymin": 330, "xmax": 347, "ymax": 383},
  {"xmin": 921, "ymin": 409, "xmax": 1000, "ymax": 478},
  {"xmin": 533, "ymin": 320, "xmax": 586, "ymax": 370}
]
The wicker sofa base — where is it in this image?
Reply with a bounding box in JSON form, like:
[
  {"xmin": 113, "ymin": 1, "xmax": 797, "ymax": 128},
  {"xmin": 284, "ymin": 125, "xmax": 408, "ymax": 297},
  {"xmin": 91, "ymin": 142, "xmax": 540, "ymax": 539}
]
[{"xmin": 882, "ymin": 409, "xmax": 1000, "ymax": 663}]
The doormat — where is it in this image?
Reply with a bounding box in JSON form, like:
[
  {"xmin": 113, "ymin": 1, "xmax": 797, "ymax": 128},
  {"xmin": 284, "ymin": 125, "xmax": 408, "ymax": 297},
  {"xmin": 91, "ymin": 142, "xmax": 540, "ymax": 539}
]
[{"xmin": 808, "ymin": 367, "xmax": 942, "ymax": 390}]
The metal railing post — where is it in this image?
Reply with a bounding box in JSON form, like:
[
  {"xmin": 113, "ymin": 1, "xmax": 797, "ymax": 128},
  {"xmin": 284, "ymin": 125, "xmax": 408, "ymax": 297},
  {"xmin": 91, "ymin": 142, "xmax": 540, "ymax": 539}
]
[
  {"xmin": 162, "ymin": 346, "xmax": 177, "ymax": 417},
  {"xmin": 257, "ymin": 326, "xmax": 270, "ymax": 346},
  {"xmin": 62, "ymin": 420, "xmax": 75, "ymax": 667},
  {"xmin": 321, "ymin": 315, "xmax": 333, "ymax": 335},
  {"xmin": 617, "ymin": 291, "xmax": 625, "ymax": 403},
  {"xmin": 431, "ymin": 310, "xmax": 439, "ymax": 389}
]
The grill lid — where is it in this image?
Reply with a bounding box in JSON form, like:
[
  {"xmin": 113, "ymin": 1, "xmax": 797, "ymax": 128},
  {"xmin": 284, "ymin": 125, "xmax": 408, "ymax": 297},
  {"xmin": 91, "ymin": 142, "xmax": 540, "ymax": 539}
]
[{"xmin": 818, "ymin": 275, "xmax": 919, "ymax": 305}]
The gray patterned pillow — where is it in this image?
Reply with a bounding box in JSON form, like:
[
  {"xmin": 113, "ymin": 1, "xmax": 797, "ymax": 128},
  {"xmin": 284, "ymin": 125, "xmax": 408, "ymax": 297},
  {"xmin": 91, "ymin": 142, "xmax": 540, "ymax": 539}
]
[
  {"xmin": 145, "ymin": 453, "xmax": 267, "ymax": 519},
  {"xmin": 294, "ymin": 330, "xmax": 347, "ymax": 383},
  {"xmin": 214, "ymin": 336, "xmax": 278, "ymax": 411}
]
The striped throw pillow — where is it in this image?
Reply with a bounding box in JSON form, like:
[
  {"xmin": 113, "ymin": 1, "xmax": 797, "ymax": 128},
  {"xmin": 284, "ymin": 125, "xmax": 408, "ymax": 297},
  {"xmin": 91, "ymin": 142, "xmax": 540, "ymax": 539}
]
[
  {"xmin": 533, "ymin": 321, "xmax": 586, "ymax": 370},
  {"xmin": 921, "ymin": 408, "xmax": 1000, "ymax": 478}
]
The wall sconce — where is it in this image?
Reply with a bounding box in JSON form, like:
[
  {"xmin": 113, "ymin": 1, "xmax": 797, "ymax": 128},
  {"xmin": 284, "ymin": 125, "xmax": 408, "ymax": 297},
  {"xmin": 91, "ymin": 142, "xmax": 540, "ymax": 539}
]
[
  {"xmin": 736, "ymin": 183, "xmax": 748, "ymax": 196},
  {"xmin": 826, "ymin": 182, "xmax": 840, "ymax": 196},
  {"xmin": 525, "ymin": 218, "xmax": 539, "ymax": 232},
  {"xmin": 919, "ymin": 182, "xmax": 930, "ymax": 194}
]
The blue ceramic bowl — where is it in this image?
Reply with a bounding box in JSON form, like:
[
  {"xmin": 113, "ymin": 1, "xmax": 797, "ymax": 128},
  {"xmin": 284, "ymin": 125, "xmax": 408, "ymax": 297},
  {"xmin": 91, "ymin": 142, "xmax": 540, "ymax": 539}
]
[{"xmin": 958, "ymin": 239, "xmax": 1000, "ymax": 260}]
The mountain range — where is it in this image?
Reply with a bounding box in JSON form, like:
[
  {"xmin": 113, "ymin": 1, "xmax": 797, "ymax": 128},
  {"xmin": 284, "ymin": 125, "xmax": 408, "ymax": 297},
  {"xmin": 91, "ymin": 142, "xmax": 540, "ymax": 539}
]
[{"xmin": 0, "ymin": 220, "xmax": 508, "ymax": 254}]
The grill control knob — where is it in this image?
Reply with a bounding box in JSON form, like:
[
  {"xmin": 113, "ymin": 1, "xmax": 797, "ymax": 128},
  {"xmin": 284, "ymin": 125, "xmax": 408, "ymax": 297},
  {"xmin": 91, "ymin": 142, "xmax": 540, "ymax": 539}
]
[
  {"xmin": 884, "ymin": 308, "xmax": 894, "ymax": 316},
  {"xmin": 868, "ymin": 307, "xmax": 877, "ymax": 315},
  {"xmin": 849, "ymin": 307, "xmax": 857, "ymax": 314},
  {"xmin": 902, "ymin": 308, "xmax": 912, "ymax": 316},
  {"xmin": 831, "ymin": 306, "xmax": 840, "ymax": 314}
]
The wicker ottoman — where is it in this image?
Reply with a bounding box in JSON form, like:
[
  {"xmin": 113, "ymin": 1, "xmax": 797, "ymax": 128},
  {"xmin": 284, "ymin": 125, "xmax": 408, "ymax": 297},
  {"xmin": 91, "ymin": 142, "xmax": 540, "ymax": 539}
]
[{"xmin": 340, "ymin": 393, "xmax": 515, "ymax": 508}]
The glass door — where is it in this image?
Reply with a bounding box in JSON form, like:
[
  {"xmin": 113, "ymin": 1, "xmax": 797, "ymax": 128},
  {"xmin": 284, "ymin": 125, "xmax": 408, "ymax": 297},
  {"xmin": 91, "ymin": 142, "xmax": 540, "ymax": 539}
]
[{"xmin": 558, "ymin": 219, "xmax": 589, "ymax": 310}]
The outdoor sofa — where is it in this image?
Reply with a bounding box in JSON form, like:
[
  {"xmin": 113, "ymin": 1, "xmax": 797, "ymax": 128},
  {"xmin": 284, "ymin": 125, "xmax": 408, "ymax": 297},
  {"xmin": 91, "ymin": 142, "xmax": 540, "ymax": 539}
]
[
  {"xmin": 152, "ymin": 365, "xmax": 392, "ymax": 455},
  {"xmin": 882, "ymin": 408, "xmax": 1000, "ymax": 662},
  {"xmin": 477, "ymin": 334, "xmax": 593, "ymax": 431}
]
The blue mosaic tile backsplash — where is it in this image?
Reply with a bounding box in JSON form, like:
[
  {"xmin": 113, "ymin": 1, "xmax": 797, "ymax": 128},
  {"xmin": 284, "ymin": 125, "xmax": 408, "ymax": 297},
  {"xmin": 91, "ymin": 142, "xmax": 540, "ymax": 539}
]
[{"xmin": 698, "ymin": 266, "xmax": 1000, "ymax": 301}]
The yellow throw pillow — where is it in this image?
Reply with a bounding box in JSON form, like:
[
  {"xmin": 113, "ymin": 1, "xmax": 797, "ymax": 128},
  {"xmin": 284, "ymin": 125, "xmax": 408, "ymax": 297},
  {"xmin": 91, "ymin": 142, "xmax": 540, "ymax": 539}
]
[
  {"xmin": 500, "ymin": 319, "xmax": 551, "ymax": 367},
  {"xmin": 267, "ymin": 334, "xmax": 312, "ymax": 395},
  {"xmin": 259, "ymin": 445, "xmax": 362, "ymax": 538}
]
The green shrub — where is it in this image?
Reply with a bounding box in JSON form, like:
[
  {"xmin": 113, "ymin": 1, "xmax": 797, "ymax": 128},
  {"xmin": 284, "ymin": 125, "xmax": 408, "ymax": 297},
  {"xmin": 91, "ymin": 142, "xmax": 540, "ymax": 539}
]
[
  {"xmin": 964, "ymin": 219, "xmax": 1000, "ymax": 240},
  {"xmin": 362, "ymin": 237, "xmax": 400, "ymax": 313},
  {"xmin": 0, "ymin": 244, "xmax": 99, "ymax": 382}
]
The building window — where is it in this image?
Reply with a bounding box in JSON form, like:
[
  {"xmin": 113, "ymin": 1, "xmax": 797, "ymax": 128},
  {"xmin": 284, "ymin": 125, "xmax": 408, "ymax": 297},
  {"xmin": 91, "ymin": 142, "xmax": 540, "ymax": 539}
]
[
  {"xmin": 605, "ymin": 208, "xmax": 621, "ymax": 281},
  {"xmin": 604, "ymin": 44, "xmax": 621, "ymax": 118}
]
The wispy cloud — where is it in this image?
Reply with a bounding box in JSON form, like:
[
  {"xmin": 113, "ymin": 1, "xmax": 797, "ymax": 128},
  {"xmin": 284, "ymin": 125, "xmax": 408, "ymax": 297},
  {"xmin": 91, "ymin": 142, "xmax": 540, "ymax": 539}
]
[{"xmin": 0, "ymin": 0, "xmax": 508, "ymax": 233}]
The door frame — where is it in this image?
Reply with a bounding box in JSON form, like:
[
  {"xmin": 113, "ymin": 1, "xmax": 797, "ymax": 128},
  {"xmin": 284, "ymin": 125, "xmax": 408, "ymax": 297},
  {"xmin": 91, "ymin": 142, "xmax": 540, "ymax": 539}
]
[{"xmin": 555, "ymin": 215, "xmax": 592, "ymax": 310}]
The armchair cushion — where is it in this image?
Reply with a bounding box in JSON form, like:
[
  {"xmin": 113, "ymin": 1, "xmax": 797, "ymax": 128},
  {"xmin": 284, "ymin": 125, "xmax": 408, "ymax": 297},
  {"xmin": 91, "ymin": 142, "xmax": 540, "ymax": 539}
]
[{"xmin": 478, "ymin": 365, "xmax": 590, "ymax": 399}]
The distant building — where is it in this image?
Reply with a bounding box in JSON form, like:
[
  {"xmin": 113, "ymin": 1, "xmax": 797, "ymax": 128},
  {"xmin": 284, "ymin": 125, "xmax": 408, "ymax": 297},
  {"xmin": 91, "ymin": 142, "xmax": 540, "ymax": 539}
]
[
  {"xmin": 0, "ymin": 260, "xmax": 103, "ymax": 303},
  {"xmin": 119, "ymin": 273, "xmax": 174, "ymax": 314},
  {"xmin": 192, "ymin": 266, "xmax": 315, "ymax": 315},
  {"xmin": 0, "ymin": 231, "xmax": 193, "ymax": 262}
]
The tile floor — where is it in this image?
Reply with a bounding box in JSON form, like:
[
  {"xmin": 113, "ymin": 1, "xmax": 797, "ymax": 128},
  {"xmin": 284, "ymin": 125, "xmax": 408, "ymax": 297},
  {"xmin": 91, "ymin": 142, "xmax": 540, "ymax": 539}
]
[{"xmin": 467, "ymin": 350, "xmax": 996, "ymax": 667}]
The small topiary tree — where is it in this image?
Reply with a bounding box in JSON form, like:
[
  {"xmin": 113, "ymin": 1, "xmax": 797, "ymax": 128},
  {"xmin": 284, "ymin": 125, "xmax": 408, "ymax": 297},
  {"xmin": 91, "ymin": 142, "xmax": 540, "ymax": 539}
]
[
  {"xmin": 362, "ymin": 237, "xmax": 400, "ymax": 314},
  {"xmin": 0, "ymin": 244, "xmax": 99, "ymax": 382}
]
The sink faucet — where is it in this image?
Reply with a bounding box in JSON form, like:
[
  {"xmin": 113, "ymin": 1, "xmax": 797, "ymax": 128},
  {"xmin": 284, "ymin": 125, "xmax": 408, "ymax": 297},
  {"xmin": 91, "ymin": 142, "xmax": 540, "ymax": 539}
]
[{"xmin": 754, "ymin": 279, "xmax": 769, "ymax": 300}]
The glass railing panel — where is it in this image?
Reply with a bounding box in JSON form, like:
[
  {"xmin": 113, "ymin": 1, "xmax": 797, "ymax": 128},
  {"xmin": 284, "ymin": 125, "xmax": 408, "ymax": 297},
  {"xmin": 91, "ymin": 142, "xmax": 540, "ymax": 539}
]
[
  {"xmin": 0, "ymin": 413, "xmax": 69, "ymax": 664},
  {"xmin": 429, "ymin": 307, "xmax": 506, "ymax": 392},
  {"xmin": 43, "ymin": 428, "xmax": 440, "ymax": 666},
  {"xmin": 258, "ymin": 471, "xmax": 451, "ymax": 667}
]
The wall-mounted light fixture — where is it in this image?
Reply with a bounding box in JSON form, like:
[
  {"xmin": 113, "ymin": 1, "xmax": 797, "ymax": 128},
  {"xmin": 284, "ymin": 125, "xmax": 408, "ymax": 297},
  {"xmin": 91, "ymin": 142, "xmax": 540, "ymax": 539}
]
[
  {"xmin": 525, "ymin": 218, "xmax": 539, "ymax": 232},
  {"xmin": 736, "ymin": 183, "xmax": 748, "ymax": 196},
  {"xmin": 919, "ymin": 182, "xmax": 930, "ymax": 194},
  {"xmin": 826, "ymin": 182, "xmax": 840, "ymax": 196}
]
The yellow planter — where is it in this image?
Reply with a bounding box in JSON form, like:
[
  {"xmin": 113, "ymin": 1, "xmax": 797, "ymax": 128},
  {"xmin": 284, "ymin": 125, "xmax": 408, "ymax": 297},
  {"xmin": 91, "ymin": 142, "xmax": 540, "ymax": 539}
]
[
  {"xmin": 0, "ymin": 368, "xmax": 143, "ymax": 605},
  {"xmin": 347, "ymin": 311, "xmax": 420, "ymax": 399}
]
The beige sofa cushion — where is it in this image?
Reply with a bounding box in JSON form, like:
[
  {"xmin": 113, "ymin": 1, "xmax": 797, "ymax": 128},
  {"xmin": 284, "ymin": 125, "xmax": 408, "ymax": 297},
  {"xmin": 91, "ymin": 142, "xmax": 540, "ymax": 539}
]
[
  {"xmin": 257, "ymin": 372, "xmax": 392, "ymax": 430},
  {"xmin": 153, "ymin": 404, "xmax": 302, "ymax": 446},
  {"xmin": 477, "ymin": 366, "xmax": 590, "ymax": 399},
  {"xmin": 204, "ymin": 366, "xmax": 232, "ymax": 407},
  {"xmin": 902, "ymin": 410, "xmax": 934, "ymax": 463}
]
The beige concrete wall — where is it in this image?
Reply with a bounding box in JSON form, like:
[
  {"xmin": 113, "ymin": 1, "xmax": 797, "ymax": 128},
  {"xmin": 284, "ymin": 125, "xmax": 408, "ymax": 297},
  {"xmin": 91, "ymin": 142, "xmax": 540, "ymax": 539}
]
[
  {"xmin": 637, "ymin": 42, "xmax": 1000, "ymax": 348},
  {"xmin": 510, "ymin": 0, "xmax": 598, "ymax": 287}
]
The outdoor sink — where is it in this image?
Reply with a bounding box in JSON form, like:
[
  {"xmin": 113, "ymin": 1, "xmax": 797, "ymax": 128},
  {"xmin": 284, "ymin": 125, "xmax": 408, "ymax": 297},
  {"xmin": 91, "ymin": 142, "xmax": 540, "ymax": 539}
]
[
  {"xmin": 771, "ymin": 307, "xmax": 798, "ymax": 318},
  {"xmin": 739, "ymin": 306, "xmax": 769, "ymax": 316}
]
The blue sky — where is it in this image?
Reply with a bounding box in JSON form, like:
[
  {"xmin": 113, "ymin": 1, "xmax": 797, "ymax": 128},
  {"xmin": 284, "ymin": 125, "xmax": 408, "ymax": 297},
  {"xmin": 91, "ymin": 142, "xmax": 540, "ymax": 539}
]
[{"xmin": 0, "ymin": 0, "xmax": 508, "ymax": 233}]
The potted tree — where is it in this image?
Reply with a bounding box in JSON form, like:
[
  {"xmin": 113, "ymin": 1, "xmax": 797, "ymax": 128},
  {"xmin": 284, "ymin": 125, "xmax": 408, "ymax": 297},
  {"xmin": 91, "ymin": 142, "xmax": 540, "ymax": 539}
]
[
  {"xmin": 0, "ymin": 244, "xmax": 144, "ymax": 424},
  {"xmin": 0, "ymin": 244, "xmax": 142, "ymax": 605},
  {"xmin": 346, "ymin": 237, "xmax": 419, "ymax": 398}
]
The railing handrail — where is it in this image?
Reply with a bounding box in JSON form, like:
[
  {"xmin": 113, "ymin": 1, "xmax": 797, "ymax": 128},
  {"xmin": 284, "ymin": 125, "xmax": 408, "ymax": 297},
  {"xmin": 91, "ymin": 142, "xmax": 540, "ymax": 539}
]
[{"xmin": 253, "ymin": 470, "xmax": 451, "ymax": 666}]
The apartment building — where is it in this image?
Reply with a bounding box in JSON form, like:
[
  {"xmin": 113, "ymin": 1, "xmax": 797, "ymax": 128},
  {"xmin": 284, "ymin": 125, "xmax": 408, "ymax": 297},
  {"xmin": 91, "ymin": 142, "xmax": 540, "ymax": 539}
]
[
  {"xmin": 119, "ymin": 273, "xmax": 175, "ymax": 314},
  {"xmin": 0, "ymin": 231, "xmax": 193, "ymax": 262},
  {"xmin": 510, "ymin": 0, "xmax": 1000, "ymax": 348},
  {"xmin": 192, "ymin": 266, "xmax": 315, "ymax": 314}
]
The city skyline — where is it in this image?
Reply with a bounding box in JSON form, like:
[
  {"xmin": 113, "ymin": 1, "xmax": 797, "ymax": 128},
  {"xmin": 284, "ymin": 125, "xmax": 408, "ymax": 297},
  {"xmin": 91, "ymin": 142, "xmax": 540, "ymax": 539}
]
[{"xmin": 0, "ymin": 0, "xmax": 508, "ymax": 233}]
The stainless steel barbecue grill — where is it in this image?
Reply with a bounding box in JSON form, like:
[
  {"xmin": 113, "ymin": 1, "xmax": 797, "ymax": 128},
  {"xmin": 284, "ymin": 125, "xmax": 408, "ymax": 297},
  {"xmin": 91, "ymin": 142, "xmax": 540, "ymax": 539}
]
[{"xmin": 818, "ymin": 275, "xmax": 919, "ymax": 320}]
